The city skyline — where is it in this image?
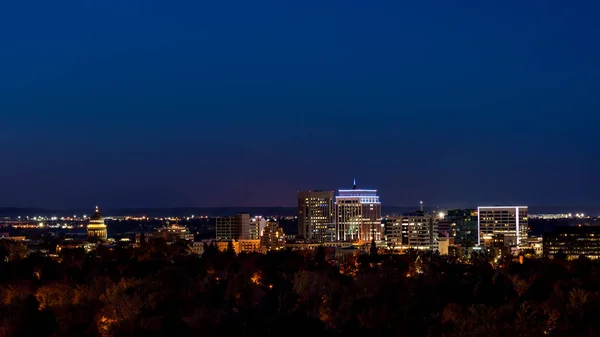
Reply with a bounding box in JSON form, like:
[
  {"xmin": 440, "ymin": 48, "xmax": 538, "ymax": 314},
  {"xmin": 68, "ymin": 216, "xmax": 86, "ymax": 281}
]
[
  {"xmin": 2, "ymin": 2, "xmax": 600, "ymax": 336},
  {"xmin": 2, "ymin": 1, "xmax": 599, "ymax": 208}
]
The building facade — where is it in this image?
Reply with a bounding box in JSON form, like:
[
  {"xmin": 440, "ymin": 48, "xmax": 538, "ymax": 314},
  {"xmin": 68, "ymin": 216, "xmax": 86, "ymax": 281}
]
[
  {"xmin": 335, "ymin": 181, "xmax": 382, "ymax": 242},
  {"xmin": 407, "ymin": 214, "xmax": 438, "ymax": 250},
  {"xmin": 260, "ymin": 221, "xmax": 285, "ymax": 251},
  {"xmin": 297, "ymin": 190, "xmax": 335, "ymax": 242},
  {"xmin": 191, "ymin": 241, "xmax": 205, "ymax": 255},
  {"xmin": 478, "ymin": 206, "xmax": 528, "ymax": 246},
  {"xmin": 447, "ymin": 209, "xmax": 478, "ymax": 246},
  {"xmin": 251, "ymin": 216, "xmax": 267, "ymax": 239},
  {"xmin": 438, "ymin": 218, "xmax": 452, "ymax": 239},
  {"xmin": 216, "ymin": 214, "xmax": 252, "ymax": 240},
  {"xmin": 386, "ymin": 212, "xmax": 438, "ymax": 250},
  {"xmin": 87, "ymin": 206, "xmax": 107, "ymax": 241},
  {"xmin": 438, "ymin": 237, "xmax": 455, "ymax": 256},
  {"xmin": 544, "ymin": 226, "xmax": 600, "ymax": 260},
  {"xmin": 215, "ymin": 239, "xmax": 263, "ymax": 254},
  {"xmin": 238, "ymin": 239, "xmax": 263, "ymax": 253},
  {"xmin": 527, "ymin": 236, "xmax": 543, "ymax": 256}
]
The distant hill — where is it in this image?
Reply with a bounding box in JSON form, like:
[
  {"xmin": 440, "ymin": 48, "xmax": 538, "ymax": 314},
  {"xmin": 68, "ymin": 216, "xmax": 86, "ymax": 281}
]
[
  {"xmin": 0, "ymin": 207, "xmax": 60, "ymax": 217},
  {"xmin": 0, "ymin": 207, "xmax": 300, "ymax": 217},
  {"xmin": 1, "ymin": 205, "xmax": 598, "ymax": 217},
  {"xmin": 0, "ymin": 206, "xmax": 417, "ymax": 217},
  {"xmin": 110, "ymin": 207, "xmax": 298, "ymax": 217}
]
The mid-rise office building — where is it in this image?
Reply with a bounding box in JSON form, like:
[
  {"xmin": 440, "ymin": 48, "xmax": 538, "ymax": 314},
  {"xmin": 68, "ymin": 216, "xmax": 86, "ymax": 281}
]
[
  {"xmin": 335, "ymin": 180, "xmax": 382, "ymax": 242},
  {"xmin": 438, "ymin": 218, "xmax": 451, "ymax": 239},
  {"xmin": 251, "ymin": 216, "xmax": 267, "ymax": 238},
  {"xmin": 386, "ymin": 212, "xmax": 438, "ymax": 250},
  {"xmin": 261, "ymin": 221, "xmax": 285, "ymax": 251},
  {"xmin": 544, "ymin": 226, "xmax": 600, "ymax": 260},
  {"xmin": 478, "ymin": 206, "xmax": 528, "ymax": 246},
  {"xmin": 87, "ymin": 206, "xmax": 107, "ymax": 241},
  {"xmin": 216, "ymin": 214, "xmax": 252, "ymax": 240},
  {"xmin": 297, "ymin": 190, "xmax": 335, "ymax": 242},
  {"xmin": 447, "ymin": 209, "xmax": 478, "ymax": 246},
  {"xmin": 407, "ymin": 214, "xmax": 438, "ymax": 250}
]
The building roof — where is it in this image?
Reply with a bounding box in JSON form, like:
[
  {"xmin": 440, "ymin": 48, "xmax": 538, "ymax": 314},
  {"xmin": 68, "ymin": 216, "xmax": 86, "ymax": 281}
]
[{"xmin": 89, "ymin": 206, "xmax": 103, "ymax": 221}]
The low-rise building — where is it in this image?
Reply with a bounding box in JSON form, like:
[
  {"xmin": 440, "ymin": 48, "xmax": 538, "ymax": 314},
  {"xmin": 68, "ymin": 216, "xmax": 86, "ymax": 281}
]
[
  {"xmin": 284, "ymin": 241, "xmax": 354, "ymax": 251},
  {"xmin": 215, "ymin": 239, "xmax": 264, "ymax": 254},
  {"xmin": 238, "ymin": 239, "xmax": 262, "ymax": 253},
  {"xmin": 527, "ymin": 236, "xmax": 543, "ymax": 256},
  {"xmin": 191, "ymin": 241, "xmax": 205, "ymax": 255},
  {"xmin": 216, "ymin": 240, "xmax": 239, "ymax": 253},
  {"xmin": 544, "ymin": 226, "xmax": 600, "ymax": 259},
  {"xmin": 438, "ymin": 237, "xmax": 455, "ymax": 256},
  {"xmin": 56, "ymin": 239, "xmax": 95, "ymax": 253},
  {"xmin": 157, "ymin": 223, "xmax": 194, "ymax": 242},
  {"xmin": 135, "ymin": 232, "xmax": 150, "ymax": 247}
]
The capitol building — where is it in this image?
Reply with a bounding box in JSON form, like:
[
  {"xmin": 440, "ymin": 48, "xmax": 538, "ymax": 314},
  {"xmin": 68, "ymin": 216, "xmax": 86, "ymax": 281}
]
[{"xmin": 87, "ymin": 206, "xmax": 108, "ymax": 241}]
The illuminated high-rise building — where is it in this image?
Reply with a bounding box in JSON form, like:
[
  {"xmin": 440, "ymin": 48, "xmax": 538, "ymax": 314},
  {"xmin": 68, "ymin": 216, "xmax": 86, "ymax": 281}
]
[
  {"xmin": 297, "ymin": 190, "xmax": 335, "ymax": 242},
  {"xmin": 335, "ymin": 179, "xmax": 382, "ymax": 242},
  {"xmin": 477, "ymin": 206, "xmax": 528, "ymax": 246},
  {"xmin": 87, "ymin": 206, "xmax": 108, "ymax": 241}
]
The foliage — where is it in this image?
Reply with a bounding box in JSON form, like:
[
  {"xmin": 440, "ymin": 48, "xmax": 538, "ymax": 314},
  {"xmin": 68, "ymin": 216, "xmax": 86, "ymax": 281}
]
[{"xmin": 0, "ymin": 241, "xmax": 600, "ymax": 336}]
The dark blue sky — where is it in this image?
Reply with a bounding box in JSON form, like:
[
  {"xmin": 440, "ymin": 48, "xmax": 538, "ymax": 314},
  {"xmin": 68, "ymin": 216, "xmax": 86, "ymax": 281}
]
[{"xmin": 1, "ymin": 0, "xmax": 599, "ymax": 209}]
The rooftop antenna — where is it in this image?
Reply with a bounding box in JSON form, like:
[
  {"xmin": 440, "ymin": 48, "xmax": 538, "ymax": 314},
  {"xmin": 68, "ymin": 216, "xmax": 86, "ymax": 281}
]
[
  {"xmin": 353, "ymin": 177, "xmax": 357, "ymax": 190},
  {"xmin": 420, "ymin": 201, "xmax": 423, "ymax": 212}
]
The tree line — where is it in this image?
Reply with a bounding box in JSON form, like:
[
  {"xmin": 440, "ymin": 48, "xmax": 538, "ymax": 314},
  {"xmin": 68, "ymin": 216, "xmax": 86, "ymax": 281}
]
[{"xmin": 0, "ymin": 239, "xmax": 599, "ymax": 336}]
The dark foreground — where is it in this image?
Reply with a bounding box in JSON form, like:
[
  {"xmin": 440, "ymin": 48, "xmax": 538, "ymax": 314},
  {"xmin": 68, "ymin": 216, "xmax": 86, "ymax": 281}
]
[{"xmin": 1, "ymin": 242, "xmax": 599, "ymax": 337}]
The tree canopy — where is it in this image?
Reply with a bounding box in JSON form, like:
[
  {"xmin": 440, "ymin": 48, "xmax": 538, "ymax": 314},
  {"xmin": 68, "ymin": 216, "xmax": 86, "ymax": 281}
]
[{"xmin": 0, "ymin": 241, "xmax": 599, "ymax": 336}]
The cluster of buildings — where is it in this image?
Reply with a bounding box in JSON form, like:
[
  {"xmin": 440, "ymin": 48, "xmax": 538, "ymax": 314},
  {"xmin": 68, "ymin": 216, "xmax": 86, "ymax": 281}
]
[
  {"xmin": 296, "ymin": 180, "xmax": 538, "ymax": 258},
  {"xmin": 6, "ymin": 186, "xmax": 591, "ymax": 262},
  {"xmin": 297, "ymin": 180, "xmax": 383, "ymax": 243},
  {"xmin": 46, "ymin": 207, "xmax": 286, "ymax": 257},
  {"xmin": 297, "ymin": 182, "xmax": 600, "ymax": 260},
  {"xmin": 298, "ymin": 183, "xmax": 534, "ymax": 257},
  {"xmin": 213, "ymin": 214, "xmax": 286, "ymax": 254}
]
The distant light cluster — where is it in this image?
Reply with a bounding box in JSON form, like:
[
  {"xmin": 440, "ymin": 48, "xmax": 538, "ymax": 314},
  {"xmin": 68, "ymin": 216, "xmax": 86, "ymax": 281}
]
[{"xmin": 529, "ymin": 213, "xmax": 588, "ymax": 219}]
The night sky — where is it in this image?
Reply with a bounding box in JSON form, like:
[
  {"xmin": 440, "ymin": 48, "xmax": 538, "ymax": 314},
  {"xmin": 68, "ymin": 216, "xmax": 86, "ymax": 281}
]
[{"xmin": 1, "ymin": 1, "xmax": 599, "ymax": 209}]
